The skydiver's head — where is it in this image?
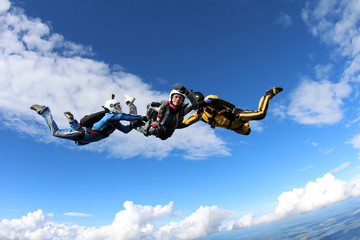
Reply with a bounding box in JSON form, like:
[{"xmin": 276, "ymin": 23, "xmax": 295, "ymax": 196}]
[
  {"xmin": 169, "ymin": 89, "xmax": 185, "ymax": 107},
  {"xmin": 104, "ymin": 99, "xmax": 122, "ymax": 113}
]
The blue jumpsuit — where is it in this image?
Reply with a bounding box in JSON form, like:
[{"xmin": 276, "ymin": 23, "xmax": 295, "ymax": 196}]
[{"xmin": 39, "ymin": 106, "xmax": 142, "ymax": 145}]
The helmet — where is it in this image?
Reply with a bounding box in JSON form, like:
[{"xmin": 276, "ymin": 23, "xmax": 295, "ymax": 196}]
[
  {"xmin": 169, "ymin": 89, "xmax": 186, "ymax": 105},
  {"xmin": 193, "ymin": 91, "xmax": 204, "ymax": 102},
  {"xmin": 204, "ymin": 95, "xmax": 219, "ymax": 101},
  {"xmin": 104, "ymin": 99, "xmax": 122, "ymax": 113}
]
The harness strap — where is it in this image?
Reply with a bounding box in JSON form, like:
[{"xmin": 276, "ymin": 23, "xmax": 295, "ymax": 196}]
[
  {"xmin": 73, "ymin": 125, "xmax": 86, "ymax": 141},
  {"xmin": 86, "ymin": 122, "xmax": 119, "ymax": 138},
  {"xmin": 205, "ymin": 107, "xmax": 218, "ymax": 128},
  {"xmin": 227, "ymin": 120, "xmax": 233, "ymax": 129}
]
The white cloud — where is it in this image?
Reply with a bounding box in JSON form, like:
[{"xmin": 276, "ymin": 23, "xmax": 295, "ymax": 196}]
[
  {"xmin": 314, "ymin": 63, "xmax": 333, "ymax": 79},
  {"xmin": 0, "ymin": 3, "xmax": 229, "ymax": 159},
  {"xmin": 298, "ymin": 164, "xmax": 316, "ymax": 172},
  {"xmin": 227, "ymin": 173, "xmax": 360, "ymax": 230},
  {"xmin": 275, "ymin": 12, "xmax": 292, "ymax": 28},
  {"xmin": 289, "ymin": 0, "xmax": 360, "ymax": 125},
  {"xmin": 2, "ymin": 174, "xmax": 360, "ymax": 239},
  {"xmin": 320, "ymin": 146, "xmax": 335, "ymax": 154},
  {"xmin": 248, "ymin": 121, "xmax": 263, "ymax": 133},
  {"xmin": 0, "ymin": 0, "xmax": 10, "ymax": 13},
  {"xmin": 347, "ymin": 133, "xmax": 360, "ymax": 148},
  {"xmin": 270, "ymin": 102, "xmax": 286, "ymax": 120},
  {"xmin": 288, "ymin": 79, "xmax": 351, "ymax": 124},
  {"xmin": 329, "ymin": 162, "xmax": 351, "ymax": 173},
  {"xmin": 156, "ymin": 206, "xmax": 232, "ymax": 240},
  {"xmin": 305, "ymin": 139, "xmax": 318, "ymax": 146},
  {"xmin": 63, "ymin": 213, "xmax": 92, "ymax": 217}
]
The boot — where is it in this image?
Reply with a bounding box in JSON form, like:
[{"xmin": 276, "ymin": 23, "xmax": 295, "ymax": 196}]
[
  {"xmin": 266, "ymin": 87, "xmax": 283, "ymax": 97},
  {"xmin": 30, "ymin": 104, "xmax": 46, "ymax": 114},
  {"xmin": 124, "ymin": 94, "xmax": 135, "ymax": 105},
  {"xmin": 64, "ymin": 112, "xmax": 74, "ymax": 122}
]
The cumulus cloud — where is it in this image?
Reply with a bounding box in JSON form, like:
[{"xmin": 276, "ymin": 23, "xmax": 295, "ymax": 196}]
[
  {"xmin": 1, "ymin": 174, "xmax": 360, "ymax": 239},
  {"xmin": 156, "ymin": 206, "xmax": 232, "ymax": 240},
  {"xmin": 0, "ymin": 2, "xmax": 229, "ymax": 159},
  {"xmin": 288, "ymin": 0, "xmax": 360, "ymax": 125},
  {"xmin": 227, "ymin": 173, "xmax": 360, "ymax": 230},
  {"xmin": 288, "ymin": 79, "xmax": 351, "ymax": 124},
  {"xmin": 0, "ymin": 0, "xmax": 10, "ymax": 13}
]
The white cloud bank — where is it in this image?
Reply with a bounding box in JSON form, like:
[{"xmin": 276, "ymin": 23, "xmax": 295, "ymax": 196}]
[
  {"xmin": 1, "ymin": 173, "xmax": 359, "ymax": 239},
  {"xmin": 0, "ymin": 1, "xmax": 229, "ymax": 159},
  {"xmin": 288, "ymin": 0, "xmax": 360, "ymax": 125},
  {"xmin": 0, "ymin": 0, "xmax": 10, "ymax": 13}
]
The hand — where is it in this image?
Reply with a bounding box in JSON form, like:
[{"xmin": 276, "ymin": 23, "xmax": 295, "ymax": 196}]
[
  {"xmin": 198, "ymin": 100, "xmax": 207, "ymax": 108},
  {"xmin": 173, "ymin": 83, "xmax": 188, "ymax": 95},
  {"xmin": 131, "ymin": 120, "xmax": 143, "ymax": 128}
]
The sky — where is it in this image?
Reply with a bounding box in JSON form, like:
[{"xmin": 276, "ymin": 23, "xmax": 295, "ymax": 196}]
[{"xmin": 1, "ymin": 0, "xmax": 360, "ymax": 239}]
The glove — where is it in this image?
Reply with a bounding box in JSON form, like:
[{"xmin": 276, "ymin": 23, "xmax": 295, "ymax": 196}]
[
  {"xmin": 173, "ymin": 83, "xmax": 189, "ymax": 95},
  {"xmin": 131, "ymin": 120, "xmax": 143, "ymax": 128},
  {"xmin": 198, "ymin": 100, "xmax": 207, "ymax": 108}
]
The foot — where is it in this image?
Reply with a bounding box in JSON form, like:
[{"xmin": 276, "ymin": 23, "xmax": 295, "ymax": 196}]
[
  {"xmin": 124, "ymin": 94, "xmax": 135, "ymax": 105},
  {"xmin": 266, "ymin": 87, "xmax": 283, "ymax": 97},
  {"xmin": 64, "ymin": 112, "xmax": 74, "ymax": 121},
  {"xmin": 30, "ymin": 104, "xmax": 46, "ymax": 114}
]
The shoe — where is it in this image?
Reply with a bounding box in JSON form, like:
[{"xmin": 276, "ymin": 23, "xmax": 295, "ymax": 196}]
[
  {"xmin": 64, "ymin": 112, "xmax": 74, "ymax": 121},
  {"xmin": 30, "ymin": 104, "xmax": 46, "ymax": 114},
  {"xmin": 124, "ymin": 94, "xmax": 135, "ymax": 104},
  {"xmin": 266, "ymin": 87, "xmax": 283, "ymax": 97}
]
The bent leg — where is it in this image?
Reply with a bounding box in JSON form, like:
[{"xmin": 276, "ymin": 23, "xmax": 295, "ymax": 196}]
[
  {"xmin": 40, "ymin": 107, "xmax": 83, "ymax": 140},
  {"xmin": 237, "ymin": 94, "xmax": 272, "ymax": 121},
  {"xmin": 68, "ymin": 119, "xmax": 80, "ymax": 129}
]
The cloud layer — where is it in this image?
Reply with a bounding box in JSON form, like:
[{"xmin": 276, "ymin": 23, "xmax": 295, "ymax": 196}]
[
  {"xmin": 0, "ymin": 0, "xmax": 229, "ymax": 159},
  {"xmin": 288, "ymin": 0, "xmax": 360, "ymax": 125},
  {"xmin": 1, "ymin": 173, "xmax": 359, "ymax": 239}
]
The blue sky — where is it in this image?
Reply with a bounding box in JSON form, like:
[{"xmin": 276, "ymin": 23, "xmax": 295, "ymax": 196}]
[{"xmin": 1, "ymin": 0, "xmax": 360, "ymax": 239}]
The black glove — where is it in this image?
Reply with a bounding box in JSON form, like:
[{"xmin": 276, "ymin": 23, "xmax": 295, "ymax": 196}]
[
  {"xmin": 198, "ymin": 100, "xmax": 207, "ymax": 108},
  {"xmin": 173, "ymin": 83, "xmax": 189, "ymax": 95},
  {"xmin": 131, "ymin": 120, "xmax": 143, "ymax": 128}
]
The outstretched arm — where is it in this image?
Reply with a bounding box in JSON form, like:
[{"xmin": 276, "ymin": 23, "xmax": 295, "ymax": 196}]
[
  {"xmin": 116, "ymin": 122, "xmax": 133, "ymax": 133},
  {"xmin": 109, "ymin": 112, "xmax": 142, "ymax": 122},
  {"xmin": 177, "ymin": 112, "xmax": 200, "ymax": 129}
]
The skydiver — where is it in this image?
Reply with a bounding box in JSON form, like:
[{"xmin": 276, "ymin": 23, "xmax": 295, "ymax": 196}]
[
  {"xmin": 131, "ymin": 83, "xmax": 199, "ymax": 140},
  {"xmin": 30, "ymin": 95, "xmax": 143, "ymax": 145},
  {"xmin": 178, "ymin": 87, "xmax": 283, "ymax": 135}
]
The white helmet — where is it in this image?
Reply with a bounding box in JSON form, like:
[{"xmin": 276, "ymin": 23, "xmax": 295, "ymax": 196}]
[
  {"xmin": 169, "ymin": 89, "xmax": 186, "ymax": 105},
  {"xmin": 104, "ymin": 99, "xmax": 122, "ymax": 113}
]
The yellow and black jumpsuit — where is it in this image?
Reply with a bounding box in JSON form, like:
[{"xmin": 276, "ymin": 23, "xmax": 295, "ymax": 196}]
[{"xmin": 180, "ymin": 93, "xmax": 273, "ymax": 135}]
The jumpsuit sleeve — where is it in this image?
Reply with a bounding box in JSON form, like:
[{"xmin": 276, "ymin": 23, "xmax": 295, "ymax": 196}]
[
  {"xmin": 116, "ymin": 122, "xmax": 133, "ymax": 133},
  {"xmin": 120, "ymin": 113, "xmax": 143, "ymax": 121},
  {"xmin": 178, "ymin": 112, "xmax": 200, "ymax": 129},
  {"xmin": 182, "ymin": 91, "xmax": 199, "ymax": 115},
  {"xmin": 110, "ymin": 113, "xmax": 142, "ymax": 122},
  {"xmin": 110, "ymin": 113, "xmax": 142, "ymax": 133}
]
